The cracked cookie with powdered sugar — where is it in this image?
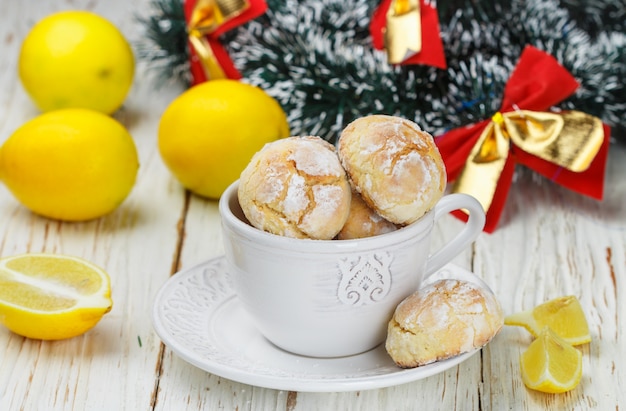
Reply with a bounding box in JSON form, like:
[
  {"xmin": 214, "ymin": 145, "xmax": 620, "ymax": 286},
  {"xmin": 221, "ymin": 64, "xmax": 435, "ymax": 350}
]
[
  {"xmin": 386, "ymin": 278, "xmax": 504, "ymax": 368},
  {"xmin": 238, "ymin": 136, "xmax": 352, "ymax": 240}
]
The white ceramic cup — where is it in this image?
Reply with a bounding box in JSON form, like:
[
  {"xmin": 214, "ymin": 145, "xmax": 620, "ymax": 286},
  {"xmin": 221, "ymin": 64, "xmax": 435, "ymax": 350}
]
[{"xmin": 219, "ymin": 181, "xmax": 486, "ymax": 358}]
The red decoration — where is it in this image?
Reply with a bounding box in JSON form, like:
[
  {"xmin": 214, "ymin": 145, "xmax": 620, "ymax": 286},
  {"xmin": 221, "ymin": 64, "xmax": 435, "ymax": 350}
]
[
  {"xmin": 434, "ymin": 46, "xmax": 611, "ymax": 233},
  {"xmin": 184, "ymin": 0, "xmax": 267, "ymax": 85},
  {"xmin": 369, "ymin": 0, "xmax": 446, "ymax": 69}
]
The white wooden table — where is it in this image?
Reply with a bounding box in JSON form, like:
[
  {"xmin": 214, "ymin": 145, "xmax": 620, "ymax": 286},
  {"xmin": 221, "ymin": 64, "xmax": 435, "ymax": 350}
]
[{"xmin": 1, "ymin": 1, "xmax": 625, "ymax": 409}]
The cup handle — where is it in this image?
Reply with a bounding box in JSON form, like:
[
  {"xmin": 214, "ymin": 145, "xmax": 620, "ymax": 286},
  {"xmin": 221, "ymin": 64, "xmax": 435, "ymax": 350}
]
[{"xmin": 423, "ymin": 193, "xmax": 486, "ymax": 276}]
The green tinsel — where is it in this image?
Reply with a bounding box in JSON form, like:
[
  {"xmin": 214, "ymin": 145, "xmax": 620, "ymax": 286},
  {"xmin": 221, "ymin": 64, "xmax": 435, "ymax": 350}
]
[{"xmin": 136, "ymin": 0, "xmax": 625, "ymax": 143}]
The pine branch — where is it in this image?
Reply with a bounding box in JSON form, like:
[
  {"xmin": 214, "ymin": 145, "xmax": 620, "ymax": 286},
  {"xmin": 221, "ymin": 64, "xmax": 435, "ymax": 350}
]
[
  {"xmin": 135, "ymin": 0, "xmax": 191, "ymax": 86},
  {"xmin": 558, "ymin": 0, "xmax": 626, "ymax": 38}
]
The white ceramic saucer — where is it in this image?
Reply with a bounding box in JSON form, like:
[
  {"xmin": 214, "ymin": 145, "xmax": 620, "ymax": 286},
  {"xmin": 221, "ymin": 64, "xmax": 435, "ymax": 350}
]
[{"xmin": 152, "ymin": 256, "xmax": 487, "ymax": 392}]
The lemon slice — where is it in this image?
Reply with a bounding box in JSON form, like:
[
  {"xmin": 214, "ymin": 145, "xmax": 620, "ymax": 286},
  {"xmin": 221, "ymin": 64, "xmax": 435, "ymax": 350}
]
[
  {"xmin": 520, "ymin": 327, "xmax": 583, "ymax": 393},
  {"xmin": 505, "ymin": 295, "xmax": 591, "ymax": 345},
  {"xmin": 0, "ymin": 253, "xmax": 112, "ymax": 340}
]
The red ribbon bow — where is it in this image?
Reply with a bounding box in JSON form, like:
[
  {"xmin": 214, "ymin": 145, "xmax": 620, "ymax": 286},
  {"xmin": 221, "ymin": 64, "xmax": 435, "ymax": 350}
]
[
  {"xmin": 434, "ymin": 46, "xmax": 611, "ymax": 233},
  {"xmin": 184, "ymin": 0, "xmax": 267, "ymax": 85}
]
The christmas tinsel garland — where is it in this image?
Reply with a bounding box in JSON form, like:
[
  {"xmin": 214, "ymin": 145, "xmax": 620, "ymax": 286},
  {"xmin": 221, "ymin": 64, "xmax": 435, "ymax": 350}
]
[{"xmin": 137, "ymin": 0, "xmax": 626, "ymax": 144}]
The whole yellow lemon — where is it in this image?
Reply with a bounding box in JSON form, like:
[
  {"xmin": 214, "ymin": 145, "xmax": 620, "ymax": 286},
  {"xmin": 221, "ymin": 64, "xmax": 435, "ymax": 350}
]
[
  {"xmin": 158, "ymin": 80, "xmax": 290, "ymax": 199},
  {"xmin": 18, "ymin": 10, "xmax": 134, "ymax": 114},
  {"xmin": 0, "ymin": 109, "xmax": 139, "ymax": 221}
]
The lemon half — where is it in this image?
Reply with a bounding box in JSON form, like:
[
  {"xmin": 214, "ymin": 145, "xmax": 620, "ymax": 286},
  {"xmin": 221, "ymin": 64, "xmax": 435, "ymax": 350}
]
[{"xmin": 0, "ymin": 253, "xmax": 113, "ymax": 340}]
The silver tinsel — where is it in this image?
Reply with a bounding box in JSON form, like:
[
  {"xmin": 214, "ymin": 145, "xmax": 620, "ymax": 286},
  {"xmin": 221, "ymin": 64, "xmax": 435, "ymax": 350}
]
[{"xmin": 139, "ymin": 0, "xmax": 626, "ymax": 143}]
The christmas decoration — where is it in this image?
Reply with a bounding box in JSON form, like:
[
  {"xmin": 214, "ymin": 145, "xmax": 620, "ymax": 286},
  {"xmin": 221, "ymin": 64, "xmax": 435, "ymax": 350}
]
[
  {"xmin": 184, "ymin": 0, "xmax": 267, "ymax": 84},
  {"xmin": 436, "ymin": 46, "xmax": 610, "ymax": 232},
  {"xmin": 137, "ymin": 0, "xmax": 623, "ymax": 232},
  {"xmin": 370, "ymin": 0, "xmax": 446, "ymax": 68},
  {"xmin": 137, "ymin": 0, "xmax": 625, "ymax": 144}
]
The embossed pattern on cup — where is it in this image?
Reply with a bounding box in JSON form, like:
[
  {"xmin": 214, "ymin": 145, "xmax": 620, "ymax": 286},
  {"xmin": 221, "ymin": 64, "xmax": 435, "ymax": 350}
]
[{"xmin": 337, "ymin": 251, "xmax": 393, "ymax": 306}]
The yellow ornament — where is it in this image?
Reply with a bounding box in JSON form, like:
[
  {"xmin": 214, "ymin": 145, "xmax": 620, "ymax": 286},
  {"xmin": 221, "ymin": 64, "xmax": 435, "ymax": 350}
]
[
  {"xmin": 18, "ymin": 10, "xmax": 134, "ymax": 114},
  {"xmin": 158, "ymin": 79, "xmax": 290, "ymax": 199},
  {"xmin": 0, "ymin": 108, "xmax": 139, "ymax": 221}
]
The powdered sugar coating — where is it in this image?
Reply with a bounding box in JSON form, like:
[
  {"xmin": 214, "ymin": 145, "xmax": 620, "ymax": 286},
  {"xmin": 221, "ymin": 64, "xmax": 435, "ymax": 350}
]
[
  {"xmin": 238, "ymin": 136, "xmax": 352, "ymax": 239},
  {"xmin": 301, "ymin": 185, "xmax": 349, "ymax": 235},
  {"xmin": 385, "ymin": 279, "xmax": 504, "ymax": 368},
  {"xmin": 283, "ymin": 173, "xmax": 308, "ymax": 219},
  {"xmin": 338, "ymin": 115, "xmax": 446, "ymax": 225},
  {"xmin": 397, "ymin": 280, "xmax": 489, "ymax": 330},
  {"xmin": 288, "ymin": 142, "xmax": 345, "ymax": 177}
]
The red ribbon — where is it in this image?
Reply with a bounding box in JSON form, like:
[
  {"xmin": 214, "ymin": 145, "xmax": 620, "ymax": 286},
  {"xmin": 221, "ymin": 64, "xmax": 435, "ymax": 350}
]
[
  {"xmin": 369, "ymin": 0, "xmax": 446, "ymax": 69},
  {"xmin": 184, "ymin": 0, "xmax": 267, "ymax": 85},
  {"xmin": 434, "ymin": 46, "xmax": 611, "ymax": 233}
]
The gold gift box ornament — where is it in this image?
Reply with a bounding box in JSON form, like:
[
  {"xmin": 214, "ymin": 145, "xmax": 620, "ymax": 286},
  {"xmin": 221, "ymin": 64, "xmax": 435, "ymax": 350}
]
[
  {"xmin": 370, "ymin": 0, "xmax": 446, "ymax": 69},
  {"xmin": 384, "ymin": 0, "xmax": 421, "ymax": 64},
  {"xmin": 434, "ymin": 46, "xmax": 611, "ymax": 233},
  {"xmin": 184, "ymin": 0, "xmax": 267, "ymax": 84}
]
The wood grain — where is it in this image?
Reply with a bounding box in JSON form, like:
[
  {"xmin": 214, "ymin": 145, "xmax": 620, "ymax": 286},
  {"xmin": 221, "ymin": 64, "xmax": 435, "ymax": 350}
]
[{"xmin": 1, "ymin": 1, "xmax": 625, "ymax": 409}]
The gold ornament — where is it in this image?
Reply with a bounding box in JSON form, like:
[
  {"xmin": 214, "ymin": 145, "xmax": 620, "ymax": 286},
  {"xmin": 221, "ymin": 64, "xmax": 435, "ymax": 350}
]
[
  {"xmin": 384, "ymin": 0, "xmax": 421, "ymax": 64},
  {"xmin": 453, "ymin": 109, "xmax": 604, "ymax": 213},
  {"xmin": 187, "ymin": 0, "xmax": 250, "ymax": 80}
]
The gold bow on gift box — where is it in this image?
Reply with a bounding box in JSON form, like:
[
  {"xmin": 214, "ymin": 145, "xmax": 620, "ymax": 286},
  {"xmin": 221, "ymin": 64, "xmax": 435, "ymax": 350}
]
[
  {"xmin": 455, "ymin": 109, "xmax": 605, "ymax": 214},
  {"xmin": 434, "ymin": 46, "xmax": 611, "ymax": 233},
  {"xmin": 187, "ymin": 0, "xmax": 250, "ymax": 80}
]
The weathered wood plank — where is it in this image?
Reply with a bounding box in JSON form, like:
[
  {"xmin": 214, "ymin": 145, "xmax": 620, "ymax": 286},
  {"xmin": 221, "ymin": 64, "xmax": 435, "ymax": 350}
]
[
  {"xmin": 1, "ymin": 0, "xmax": 625, "ymax": 409},
  {"xmin": 0, "ymin": 1, "xmax": 187, "ymax": 409},
  {"xmin": 479, "ymin": 144, "xmax": 626, "ymax": 410}
]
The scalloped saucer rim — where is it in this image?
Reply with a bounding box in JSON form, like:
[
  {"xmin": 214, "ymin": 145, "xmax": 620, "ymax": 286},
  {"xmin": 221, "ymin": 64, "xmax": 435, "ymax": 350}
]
[{"xmin": 152, "ymin": 256, "xmax": 484, "ymax": 392}]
